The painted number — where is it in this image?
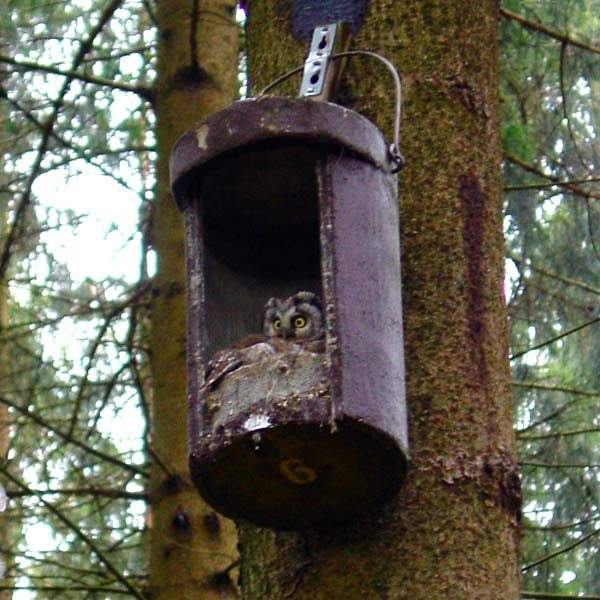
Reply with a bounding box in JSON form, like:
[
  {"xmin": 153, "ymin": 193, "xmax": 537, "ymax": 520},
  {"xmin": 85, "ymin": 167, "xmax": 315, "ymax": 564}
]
[{"xmin": 279, "ymin": 458, "xmax": 317, "ymax": 485}]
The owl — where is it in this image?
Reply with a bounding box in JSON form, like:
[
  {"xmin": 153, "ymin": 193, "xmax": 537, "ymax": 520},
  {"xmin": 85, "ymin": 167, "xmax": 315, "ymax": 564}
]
[
  {"xmin": 262, "ymin": 291, "xmax": 325, "ymax": 344},
  {"xmin": 204, "ymin": 291, "xmax": 325, "ymax": 390}
]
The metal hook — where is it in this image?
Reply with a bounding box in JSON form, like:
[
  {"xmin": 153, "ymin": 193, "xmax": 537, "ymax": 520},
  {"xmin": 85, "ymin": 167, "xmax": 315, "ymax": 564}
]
[{"xmin": 257, "ymin": 50, "xmax": 405, "ymax": 172}]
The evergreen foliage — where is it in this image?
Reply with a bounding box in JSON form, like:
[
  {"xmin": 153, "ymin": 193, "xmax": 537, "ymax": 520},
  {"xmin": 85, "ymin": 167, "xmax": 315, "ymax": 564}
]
[
  {"xmin": 0, "ymin": 1, "xmax": 154, "ymax": 596},
  {"xmin": 502, "ymin": 0, "xmax": 600, "ymax": 595}
]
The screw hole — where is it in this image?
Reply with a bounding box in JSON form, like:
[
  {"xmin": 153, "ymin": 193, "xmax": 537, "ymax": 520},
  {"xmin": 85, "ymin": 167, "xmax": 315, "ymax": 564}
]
[{"xmin": 318, "ymin": 34, "xmax": 328, "ymax": 50}]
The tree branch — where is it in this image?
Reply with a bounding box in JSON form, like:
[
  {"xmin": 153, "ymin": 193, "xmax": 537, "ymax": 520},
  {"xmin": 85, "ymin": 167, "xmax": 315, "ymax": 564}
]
[
  {"xmin": 7, "ymin": 486, "xmax": 147, "ymax": 500},
  {"xmin": 509, "ymin": 316, "xmax": 600, "ymax": 361},
  {"xmin": 521, "ymin": 591, "xmax": 600, "ymax": 600},
  {"xmin": 521, "ymin": 525, "xmax": 600, "ymax": 573},
  {"xmin": 521, "ymin": 461, "xmax": 600, "ymax": 469},
  {"xmin": 0, "ymin": 53, "xmax": 153, "ymax": 101},
  {"xmin": 507, "ymin": 254, "xmax": 600, "ymax": 297},
  {"xmin": 0, "ymin": 585, "xmax": 134, "ymax": 595},
  {"xmin": 501, "ymin": 7, "xmax": 600, "ymax": 56},
  {"xmin": 504, "ymin": 152, "xmax": 600, "ymax": 200},
  {"xmin": 0, "ymin": 395, "xmax": 147, "ymax": 477},
  {"xmin": 0, "ymin": 0, "xmax": 128, "ymax": 282},
  {"xmin": 0, "ymin": 466, "xmax": 146, "ymax": 598},
  {"xmin": 518, "ymin": 426, "xmax": 600, "ymax": 441},
  {"xmin": 68, "ymin": 281, "xmax": 150, "ymax": 438},
  {"xmin": 511, "ymin": 381, "xmax": 600, "ymax": 397}
]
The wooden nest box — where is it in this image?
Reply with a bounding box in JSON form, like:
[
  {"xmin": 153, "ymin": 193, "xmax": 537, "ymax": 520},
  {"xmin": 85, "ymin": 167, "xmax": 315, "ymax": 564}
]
[{"xmin": 170, "ymin": 96, "xmax": 408, "ymax": 529}]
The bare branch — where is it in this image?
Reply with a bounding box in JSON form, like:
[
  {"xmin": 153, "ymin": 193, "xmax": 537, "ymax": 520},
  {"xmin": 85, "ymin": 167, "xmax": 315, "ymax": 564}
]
[
  {"xmin": 504, "ymin": 152, "xmax": 600, "ymax": 200},
  {"xmin": 7, "ymin": 486, "xmax": 146, "ymax": 500},
  {"xmin": 511, "ymin": 381, "xmax": 600, "ymax": 397},
  {"xmin": 0, "ymin": 585, "xmax": 134, "ymax": 595},
  {"xmin": 518, "ymin": 426, "xmax": 600, "ymax": 441},
  {"xmin": 521, "ymin": 591, "xmax": 600, "ymax": 600},
  {"xmin": 507, "ymin": 254, "xmax": 600, "ymax": 296},
  {"xmin": 521, "ymin": 461, "xmax": 600, "ymax": 470}
]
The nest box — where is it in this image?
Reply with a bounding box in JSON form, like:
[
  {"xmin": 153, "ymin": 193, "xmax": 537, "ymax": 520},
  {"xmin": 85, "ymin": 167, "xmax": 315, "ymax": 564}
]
[{"xmin": 170, "ymin": 96, "xmax": 408, "ymax": 528}]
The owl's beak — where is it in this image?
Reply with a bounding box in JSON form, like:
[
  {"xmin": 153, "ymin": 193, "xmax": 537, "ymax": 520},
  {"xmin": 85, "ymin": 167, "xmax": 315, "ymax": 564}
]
[{"xmin": 279, "ymin": 326, "xmax": 293, "ymax": 339}]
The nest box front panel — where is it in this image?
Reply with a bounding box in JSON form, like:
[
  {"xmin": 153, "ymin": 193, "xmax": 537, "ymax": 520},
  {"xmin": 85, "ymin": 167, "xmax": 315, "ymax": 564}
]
[{"xmin": 320, "ymin": 154, "xmax": 407, "ymax": 450}]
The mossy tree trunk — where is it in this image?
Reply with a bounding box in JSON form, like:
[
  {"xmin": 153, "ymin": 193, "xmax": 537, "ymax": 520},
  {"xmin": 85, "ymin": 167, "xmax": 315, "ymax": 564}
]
[
  {"xmin": 239, "ymin": 1, "xmax": 521, "ymax": 598},
  {"xmin": 148, "ymin": 2, "xmax": 240, "ymax": 597}
]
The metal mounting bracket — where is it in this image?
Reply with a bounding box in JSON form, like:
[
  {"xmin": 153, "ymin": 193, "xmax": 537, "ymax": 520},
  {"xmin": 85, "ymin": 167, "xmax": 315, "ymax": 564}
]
[{"xmin": 299, "ymin": 23, "xmax": 351, "ymax": 101}]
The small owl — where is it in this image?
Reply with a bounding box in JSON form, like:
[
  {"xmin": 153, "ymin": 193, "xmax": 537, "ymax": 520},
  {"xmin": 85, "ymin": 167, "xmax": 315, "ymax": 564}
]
[
  {"xmin": 204, "ymin": 291, "xmax": 325, "ymax": 390},
  {"xmin": 263, "ymin": 291, "xmax": 324, "ymax": 343}
]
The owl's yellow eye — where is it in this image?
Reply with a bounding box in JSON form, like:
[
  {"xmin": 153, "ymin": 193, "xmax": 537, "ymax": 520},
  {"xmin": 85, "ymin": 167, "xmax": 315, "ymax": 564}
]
[
  {"xmin": 293, "ymin": 316, "xmax": 307, "ymax": 329},
  {"xmin": 273, "ymin": 318, "xmax": 282, "ymax": 330}
]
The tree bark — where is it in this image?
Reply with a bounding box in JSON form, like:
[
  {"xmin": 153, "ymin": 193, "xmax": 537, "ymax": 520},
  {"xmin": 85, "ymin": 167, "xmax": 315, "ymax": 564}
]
[
  {"xmin": 149, "ymin": 2, "xmax": 240, "ymax": 597},
  {"xmin": 239, "ymin": 1, "xmax": 521, "ymax": 598}
]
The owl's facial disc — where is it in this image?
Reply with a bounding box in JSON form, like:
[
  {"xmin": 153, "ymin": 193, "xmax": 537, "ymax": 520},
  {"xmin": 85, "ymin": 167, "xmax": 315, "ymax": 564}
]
[{"xmin": 263, "ymin": 292, "xmax": 324, "ymax": 340}]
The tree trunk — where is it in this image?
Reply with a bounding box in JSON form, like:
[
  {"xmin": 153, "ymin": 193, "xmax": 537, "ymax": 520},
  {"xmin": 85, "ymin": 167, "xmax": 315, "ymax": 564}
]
[
  {"xmin": 0, "ymin": 198, "xmax": 11, "ymax": 600},
  {"xmin": 239, "ymin": 1, "xmax": 521, "ymax": 598},
  {"xmin": 148, "ymin": 2, "xmax": 240, "ymax": 597}
]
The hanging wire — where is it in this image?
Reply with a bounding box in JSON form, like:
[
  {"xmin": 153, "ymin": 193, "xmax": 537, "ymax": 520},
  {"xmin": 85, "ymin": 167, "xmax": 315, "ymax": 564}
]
[{"xmin": 257, "ymin": 50, "xmax": 404, "ymax": 172}]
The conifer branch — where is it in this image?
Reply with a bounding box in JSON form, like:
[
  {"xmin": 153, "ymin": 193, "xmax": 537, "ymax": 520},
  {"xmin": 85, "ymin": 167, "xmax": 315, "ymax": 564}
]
[
  {"xmin": 518, "ymin": 426, "xmax": 600, "ymax": 441},
  {"xmin": 521, "ymin": 461, "xmax": 600, "ymax": 470},
  {"xmin": 509, "ymin": 316, "xmax": 600, "ymax": 360},
  {"xmin": 0, "ymin": 585, "xmax": 134, "ymax": 595},
  {"xmin": 0, "ymin": 466, "xmax": 146, "ymax": 599},
  {"xmin": 0, "ymin": 394, "xmax": 147, "ymax": 477},
  {"xmin": 511, "ymin": 381, "xmax": 600, "ymax": 397},
  {"xmin": 521, "ymin": 525, "xmax": 600, "ymax": 573},
  {"xmin": 504, "ymin": 152, "xmax": 600, "ymax": 200},
  {"xmin": 67, "ymin": 282, "xmax": 150, "ymax": 438},
  {"xmin": 0, "ymin": 0, "xmax": 130, "ymax": 282},
  {"xmin": 507, "ymin": 254, "xmax": 600, "ymax": 296},
  {"xmin": 521, "ymin": 591, "xmax": 600, "ymax": 599},
  {"xmin": 7, "ymin": 486, "xmax": 147, "ymax": 500},
  {"xmin": 501, "ymin": 8, "xmax": 600, "ymax": 56},
  {"xmin": 0, "ymin": 53, "xmax": 153, "ymax": 101}
]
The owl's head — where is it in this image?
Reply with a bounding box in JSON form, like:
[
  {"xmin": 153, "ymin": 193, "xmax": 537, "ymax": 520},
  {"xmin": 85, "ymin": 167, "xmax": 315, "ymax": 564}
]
[{"xmin": 263, "ymin": 291, "xmax": 324, "ymax": 341}]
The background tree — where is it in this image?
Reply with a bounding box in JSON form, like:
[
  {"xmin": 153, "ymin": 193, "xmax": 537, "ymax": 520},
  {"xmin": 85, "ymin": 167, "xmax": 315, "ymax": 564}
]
[
  {"xmin": 0, "ymin": 145, "xmax": 11, "ymax": 600},
  {"xmin": 148, "ymin": 1, "xmax": 239, "ymax": 598},
  {"xmin": 0, "ymin": 1, "xmax": 243, "ymax": 597}
]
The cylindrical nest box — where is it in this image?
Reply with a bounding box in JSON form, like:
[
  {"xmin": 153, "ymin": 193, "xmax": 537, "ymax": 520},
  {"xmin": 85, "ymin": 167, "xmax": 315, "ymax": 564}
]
[{"xmin": 170, "ymin": 96, "xmax": 408, "ymax": 529}]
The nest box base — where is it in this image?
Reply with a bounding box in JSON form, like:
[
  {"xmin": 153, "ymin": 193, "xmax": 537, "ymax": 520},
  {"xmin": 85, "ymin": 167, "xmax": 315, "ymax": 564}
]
[{"xmin": 189, "ymin": 418, "xmax": 406, "ymax": 529}]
